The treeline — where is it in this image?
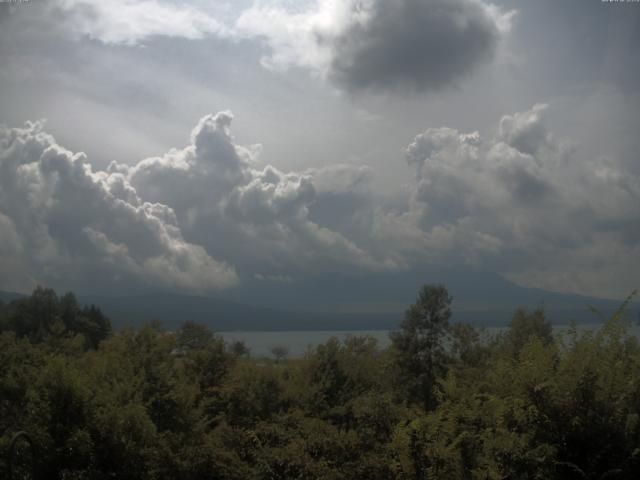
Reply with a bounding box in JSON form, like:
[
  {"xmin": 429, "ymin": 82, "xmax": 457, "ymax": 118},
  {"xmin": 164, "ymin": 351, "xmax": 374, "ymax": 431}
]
[{"xmin": 1, "ymin": 286, "xmax": 639, "ymax": 479}]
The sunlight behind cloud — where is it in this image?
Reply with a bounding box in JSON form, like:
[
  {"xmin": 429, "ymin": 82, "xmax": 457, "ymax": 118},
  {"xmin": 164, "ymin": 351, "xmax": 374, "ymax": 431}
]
[{"xmin": 236, "ymin": 0, "xmax": 517, "ymax": 93}]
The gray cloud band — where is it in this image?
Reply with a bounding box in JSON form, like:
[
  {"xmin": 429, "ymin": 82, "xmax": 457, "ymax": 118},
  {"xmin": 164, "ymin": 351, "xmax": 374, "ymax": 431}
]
[{"xmin": 1, "ymin": 104, "xmax": 638, "ymax": 297}]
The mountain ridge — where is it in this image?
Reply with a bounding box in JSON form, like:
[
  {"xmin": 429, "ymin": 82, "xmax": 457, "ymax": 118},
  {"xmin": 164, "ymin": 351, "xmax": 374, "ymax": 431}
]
[{"xmin": 2, "ymin": 270, "xmax": 636, "ymax": 331}]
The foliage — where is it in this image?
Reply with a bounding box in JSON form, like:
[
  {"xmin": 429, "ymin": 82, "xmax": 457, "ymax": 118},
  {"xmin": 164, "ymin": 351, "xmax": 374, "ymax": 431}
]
[
  {"xmin": 390, "ymin": 284, "xmax": 453, "ymax": 410},
  {"xmin": 270, "ymin": 345, "xmax": 290, "ymax": 363},
  {"xmin": 0, "ymin": 286, "xmax": 639, "ymax": 479},
  {"xmin": 0, "ymin": 287, "xmax": 111, "ymax": 348}
]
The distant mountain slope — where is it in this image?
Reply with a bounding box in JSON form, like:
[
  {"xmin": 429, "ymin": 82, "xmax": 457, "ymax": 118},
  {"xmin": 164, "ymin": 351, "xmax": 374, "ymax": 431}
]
[
  {"xmin": 217, "ymin": 268, "xmax": 637, "ymax": 329},
  {"xmin": 0, "ymin": 291, "xmax": 26, "ymax": 303},
  {"xmin": 78, "ymin": 291, "xmax": 634, "ymax": 333},
  {"xmin": 77, "ymin": 293, "xmax": 396, "ymax": 332},
  {"xmin": 2, "ymin": 269, "xmax": 637, "ymax": 331},
  {"xmin": 226, "ymin": 268, "xmax": 627, "ymax": 312},
  {"xmin": 75, "ymin": 268, "xmax": 640, "ymax": 331}
]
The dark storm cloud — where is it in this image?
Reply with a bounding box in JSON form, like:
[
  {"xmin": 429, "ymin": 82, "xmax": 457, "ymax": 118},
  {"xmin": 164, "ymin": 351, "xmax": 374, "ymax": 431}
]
[
  {"xmin": 237, "ymin": 0, "xmax": 514, "ymax": 94},
  {"xmin": 329, "ymin": 0, "xmax": 502, "ymax": 93}
]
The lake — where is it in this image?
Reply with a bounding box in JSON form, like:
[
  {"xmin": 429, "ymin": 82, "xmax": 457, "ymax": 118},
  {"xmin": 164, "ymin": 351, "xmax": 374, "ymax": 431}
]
[{"xmin": 220, "ymin": 324, "xmax": 640, "ymax": 358}]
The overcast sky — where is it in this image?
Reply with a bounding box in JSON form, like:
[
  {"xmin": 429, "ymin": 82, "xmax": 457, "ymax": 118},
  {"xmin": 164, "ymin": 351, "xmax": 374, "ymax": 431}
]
[{"xmin": 0, "ymin": 0, "xmax": 638, "ymax": 300}]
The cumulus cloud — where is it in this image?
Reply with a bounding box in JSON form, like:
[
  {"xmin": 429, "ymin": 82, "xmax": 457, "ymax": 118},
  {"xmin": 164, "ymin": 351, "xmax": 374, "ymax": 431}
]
[
  {"xmin": 52, "ymin": 0, "xmax": 229, "ymax": 45},
  {"xmin": 237, "ymin": 0, "xmax": 515, "ymax": 92},
  {"xmin": 404, "ymin": 103, "xmax": 640, "ymax": 298},
  {"xmin": 118, "ymin": 112, "xmax": 394, "ymax": 277},
  {"xmin": 1, "ymin": 105, "xmax": 637, "ymax": 298},
  {"xmin": 0, "ymin": 120, "xmax": 238, "ymax": 293},
  {"xmin": 0, "ymin": 111, "xmax": 400, "ymax": 293}
]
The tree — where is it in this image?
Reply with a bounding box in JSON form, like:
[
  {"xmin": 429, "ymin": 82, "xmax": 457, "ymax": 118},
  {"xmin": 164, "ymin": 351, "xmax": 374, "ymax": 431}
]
[
  {"xmin": 177, "ymin": 320, "xmax": 214, "ymax": 351},
  {"xmin": 503, "ymin": 307, "xmax": 553, "ymax": 357},
  {"xmin": 9, "ymin": 286, "xmax": 61, "ymax": 341},
  {"xmin": 78, "ymin": 304, "xmax": 111, "ymax": 348},
  {"xmin": 229, "ymin": 340, "xmax": 250, "ymax": 358},
  {"xmin": 450, "ymin": 322, "xmax": 488, "ymax": 367},
  {"xmin": 1, "ymin": 289, "xmax": 111, "ymax": 348},
  {"xmin": 390, "ymin": 284, "xmax": 452, "ymax": 410},
  {"xmin": 60, "ymin": 293, "xmax": 112, "ymax": 348},
  {"xmin": 270, "ymin": 345, "xmax": 289, "ymax": 363}
]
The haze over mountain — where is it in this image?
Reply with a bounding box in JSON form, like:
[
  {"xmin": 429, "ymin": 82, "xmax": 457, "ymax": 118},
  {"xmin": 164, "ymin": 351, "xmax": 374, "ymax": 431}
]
[{"xmin": 3, "ymin": 268, "xmax": 636, "ymax": 331}]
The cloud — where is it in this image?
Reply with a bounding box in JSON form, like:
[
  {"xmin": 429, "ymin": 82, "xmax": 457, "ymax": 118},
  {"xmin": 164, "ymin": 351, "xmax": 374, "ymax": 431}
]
[
  {"xmin": 237, "ymin": 0, "xmax": 515, "ymax": 93},
  {"xmin": 0, "ymin": 120, "xmax": 238, "ymax": 293},
  {"xmin": 1, "ymin": 105, "xmax": 637, "ymax": 298},
  {"xmin": 120, "ymin": 112, "xmax": 394, "ymax": 277},
  {"xmin": 497, "ymin": 103, "xmax": 552, "ymax": 156},
  {"xmin": 19, "ymin": 0, "xmax": 514, "ymax": 95},
  {"xmin": 404, "ymin": 104, "xmax": 640, "ymax": 298},
  {"xmin": 53, "ymin": 0, "xmax": 229, "ymax": 45},
  {"xmin": 0, "ymin": 110, "xmax": 398, "ymax": 294}
]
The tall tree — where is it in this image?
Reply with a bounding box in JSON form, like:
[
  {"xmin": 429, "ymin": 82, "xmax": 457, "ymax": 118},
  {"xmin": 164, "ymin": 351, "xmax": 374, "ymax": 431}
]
[
  {"xmin": 503, "ymin": 307, "xmax": 553, "ymax": 357},
  {"xmin": 390, "ymin": 284, "xmax": 452, "ymax": 410}
]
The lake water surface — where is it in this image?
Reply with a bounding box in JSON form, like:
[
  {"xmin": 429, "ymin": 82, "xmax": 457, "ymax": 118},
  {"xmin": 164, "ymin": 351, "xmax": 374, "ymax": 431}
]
[{"xmin": 220, "ymin": 324, "xmax": 640, "ymax": 358}]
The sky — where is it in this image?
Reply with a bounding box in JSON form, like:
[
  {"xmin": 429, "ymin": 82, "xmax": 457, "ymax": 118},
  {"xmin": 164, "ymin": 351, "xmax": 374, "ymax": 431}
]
[{"xmin": 0, "ymin": 0, "xmax": 639, "ymax": 302}]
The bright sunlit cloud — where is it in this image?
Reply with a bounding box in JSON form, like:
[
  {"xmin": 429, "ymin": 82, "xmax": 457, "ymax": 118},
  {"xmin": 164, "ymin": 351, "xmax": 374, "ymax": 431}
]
[
  {"xmin": 1, "ymin": 104, "xmax": 638, "ymax": 297},
  {"xmin": 54, "ymin": 0, "xmax": 231, "ymax": 45}
]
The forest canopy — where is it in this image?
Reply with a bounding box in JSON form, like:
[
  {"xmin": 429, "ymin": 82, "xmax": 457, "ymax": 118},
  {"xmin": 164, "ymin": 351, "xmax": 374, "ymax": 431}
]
[{"xmin": 1, "ymin": 286, "xmax": 639, "ymax": 479}]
